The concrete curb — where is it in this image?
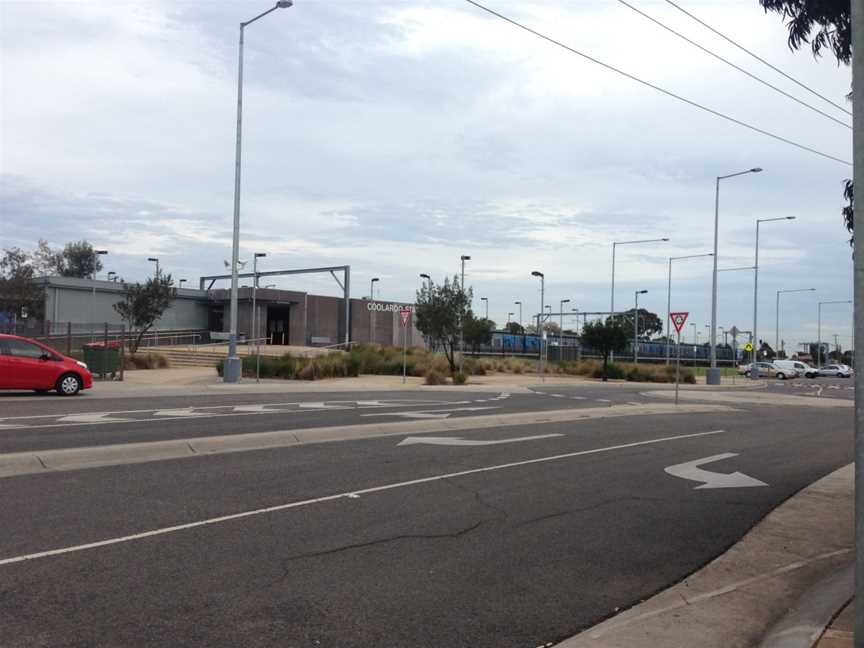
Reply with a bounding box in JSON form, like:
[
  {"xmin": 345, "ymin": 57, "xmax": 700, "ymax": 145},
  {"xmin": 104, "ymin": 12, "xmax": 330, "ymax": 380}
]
[
  {"xmin": 643, "ymin": 389, "xmax": 853, "ymax": 408},
  {"xmin": 0, "ymin": 402, "xmax": 733, "ymax": 478},
  {"xmin": 554, "ymin": 464, "xmax": 854, "ymax": 648},
  {"xmin": 758, "ymin": 563, "xmax": 854, "ymax": 648}
]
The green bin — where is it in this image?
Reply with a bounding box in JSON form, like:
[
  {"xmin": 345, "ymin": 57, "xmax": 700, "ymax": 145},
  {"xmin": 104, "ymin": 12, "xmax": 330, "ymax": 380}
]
[{"xmin": 82, "ymin": 341, "xmax": 121, "ymax": 376}]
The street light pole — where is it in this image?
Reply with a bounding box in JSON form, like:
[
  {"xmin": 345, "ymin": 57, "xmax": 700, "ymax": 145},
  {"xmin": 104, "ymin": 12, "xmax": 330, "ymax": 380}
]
[
  {"xmin": 709, "ymin": 167, "xmax": 763, "ymax": 384},
  {"xmin": 611, "ymin": 237, "xmax": 669, "ymax": 362},
  {"xmin": 147, "ymin": 257, "xmax": 159, "ymax": 279},
  {"xmin": 481, "ymin": 297, "xmax": 488, "ymax": 320},
  {"xmin": 515, "ymin": 301, "xmax": 522, "ymax": 331},
  {"xmin": 665, "ymin": 253, "xmax": 713, "ymax": 364},
  {"xmin": 370, "ymin": 277, "xmax": 379, "ymax": 345},
  {"xmin": 559, "ymin": 298, "xmax": 570, "ymax": 361},
  {"xmin": 818, "ymin": 300, "xmax": 852, "ymax": 366},
  {"xmin": 634, "ymin": 290, "xmax": 647, "ymax": 363},
  {"xmin": 252, "ymin": 252, "xmax": 266, "ymax": 382},
  {"xmin": 224, "ymin": 0, "xmax": 293, "ymax": 385},
  {"xmin": 89, "ymin": 250, "xmax": 108, "ymax": 337},
  {"xmin": 460, "ymin": 255, "xmax": 471, "ymax": 373},
  {"xmin": 419, "ymin": 273, "xmax": 431, "ymax": 290},
  {"xmin": 776, "ymin": 288, "xmax": 815, "ymax": 356},
  {"xmin": 532, "ymin": 271, "xmax": 544, "ymax": 378},
  {"xmin": 752, "ymin": 216, "xmax": 796, "ymax": 378}
]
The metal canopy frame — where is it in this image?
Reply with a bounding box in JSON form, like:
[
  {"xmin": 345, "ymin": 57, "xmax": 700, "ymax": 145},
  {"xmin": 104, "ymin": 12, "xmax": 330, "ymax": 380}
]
[{"xmin": 198, "ymin": 265, "xmax": 351, "ymax": 347}]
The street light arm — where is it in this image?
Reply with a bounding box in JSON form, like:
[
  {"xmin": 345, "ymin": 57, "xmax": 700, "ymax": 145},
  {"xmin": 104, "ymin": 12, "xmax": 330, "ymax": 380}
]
[
  {"xmin": 615, "ymin": 237, "xmax": 671, "ymax": 246},
  {"xmin": 719, "ymin": 168, "xmax": 762, "ymax": 180},
  {"xmin": 242, "ymin": 3, "xmax": 283, "ymax": 27}
]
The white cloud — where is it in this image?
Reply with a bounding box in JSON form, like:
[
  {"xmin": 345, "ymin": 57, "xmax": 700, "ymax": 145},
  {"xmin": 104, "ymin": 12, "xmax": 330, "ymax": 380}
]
[{"xmin": 1, "ymin": 0, "xmax": 853, "ymax": 350}]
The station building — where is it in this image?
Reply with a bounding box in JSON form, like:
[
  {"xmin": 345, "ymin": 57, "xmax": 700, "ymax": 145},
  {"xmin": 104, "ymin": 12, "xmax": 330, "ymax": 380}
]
[{"xmin": 36, "ymin": 276, "xmax": 423, "ymax": 348}]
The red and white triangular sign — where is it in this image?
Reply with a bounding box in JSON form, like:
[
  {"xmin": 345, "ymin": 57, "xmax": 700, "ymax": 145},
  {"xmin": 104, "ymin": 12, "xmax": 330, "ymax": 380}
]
[
  {"xmin": 670, "ymin": 312, "xmax": 689, "ymax": 334},
  {"xmin": 399, "ymin": 308, "xmax": 412, "ymax": 327}
]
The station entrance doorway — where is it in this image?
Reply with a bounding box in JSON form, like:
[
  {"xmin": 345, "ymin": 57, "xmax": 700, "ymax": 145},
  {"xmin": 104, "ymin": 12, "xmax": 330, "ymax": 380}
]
[{"xmin": 267, "ymin": 306, "xmax": 291, "ymax": 345}]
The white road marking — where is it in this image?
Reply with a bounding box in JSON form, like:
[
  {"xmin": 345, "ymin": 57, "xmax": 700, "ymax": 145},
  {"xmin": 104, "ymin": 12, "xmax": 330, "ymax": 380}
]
[
  {"xmin": 664, "ymin": 452, "xmax": 767, "ymax": 489},
  {"xmin": 397, "ymin": 433, "xmax": 563, "ymax": 446},
  {"xmin": 152, "ymin": 409, "xmax": 208, "ymax": 418},
  {"xmin": 56, "ymin": 413, "xmax": 132, "ymax": 424},
  {"xmin": 595, "ymin": 399, "xmax": 612, "ymax": 403},
  {"xmin": 297, "ymin": 402, "xmax": 352, "ymax": 410},
  {"xmin": 231, "ymin": 405, "xmax": 277, "ymax": 413},
  {"xmin": 570, "ymin": 396, "xmax": 587, "ymax": 400},
  {"xmin": 0, "ymin": 428, "xmax": 728, "ymax": 566},
  {"xmin": 827, "ymin": 385, "xmax": 840, "ymax": 390},
  {"xmin": 0, "ymin": 399, "xmax": 463, "ymax": 430},
  {"xmin": 550, "ymin": 394, "xmax": 565, "ymax": 398}
]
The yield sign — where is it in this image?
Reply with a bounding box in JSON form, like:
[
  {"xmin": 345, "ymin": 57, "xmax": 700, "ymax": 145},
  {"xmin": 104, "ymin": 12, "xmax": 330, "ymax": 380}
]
[
  {"xmin": 399, "ymin": 309, "xmax": 412, "ymax": 327},
  {"xmin": 670, "ymin": 311, "xmax": 689, "ymax": 334}
]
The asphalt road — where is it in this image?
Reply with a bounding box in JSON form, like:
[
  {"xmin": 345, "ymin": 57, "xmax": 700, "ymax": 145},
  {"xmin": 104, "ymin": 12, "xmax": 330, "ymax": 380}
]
[{"xmin": 0, "ymin": 381, "xmax": 853, "ymax": 647}]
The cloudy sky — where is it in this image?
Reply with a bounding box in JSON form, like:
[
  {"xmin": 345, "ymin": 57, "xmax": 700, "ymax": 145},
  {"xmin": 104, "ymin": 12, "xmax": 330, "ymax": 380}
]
[{"xmin": 1, "ymin": 0, "xmax": 853, "ymax": 353}]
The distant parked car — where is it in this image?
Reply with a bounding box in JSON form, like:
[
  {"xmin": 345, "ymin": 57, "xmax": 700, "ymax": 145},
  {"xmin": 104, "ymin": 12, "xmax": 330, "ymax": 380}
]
[
  {"xmin": 0, "ymin": 334, "xmax": 93, "ymax": 395},
  {"xmin": 739, "ymin": 362, "xmax": 794, "ymax": 379},
  {"xmin": 817, "ymin": 364, "xmax": 853, "ymax": 378},
  {"xmin": 737, "ymin": 363, "xmax": 752, "ymax": 376},
  {"xmin": 774, "ymin": 360, "xmax": 812, "ymax": 378}
]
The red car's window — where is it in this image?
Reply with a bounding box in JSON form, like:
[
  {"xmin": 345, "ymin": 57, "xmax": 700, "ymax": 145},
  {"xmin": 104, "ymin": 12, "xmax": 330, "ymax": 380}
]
[{"xmin": 5, "ymin": 339, "xmax": 46, "ymax": 359}]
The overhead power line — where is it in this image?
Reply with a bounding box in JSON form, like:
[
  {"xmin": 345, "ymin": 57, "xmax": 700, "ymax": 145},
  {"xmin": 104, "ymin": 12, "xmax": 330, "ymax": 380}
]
[
  {"xmin": 615, "ymin": 0, "xmax": 850, "ymax": 130},
  {"xmin": 463, "ymin": 0, "xmax": 851, "ymax": 167},
  {"xmin": 663, "ymin": 0, "xmax": 852, "ymax": 117}
]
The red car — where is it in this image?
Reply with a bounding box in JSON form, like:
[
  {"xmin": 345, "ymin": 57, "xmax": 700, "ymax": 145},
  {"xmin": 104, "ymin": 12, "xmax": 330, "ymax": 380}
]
[{"xmin": 0, "ymin": 334, "xmax": 93, "ymax": 395}]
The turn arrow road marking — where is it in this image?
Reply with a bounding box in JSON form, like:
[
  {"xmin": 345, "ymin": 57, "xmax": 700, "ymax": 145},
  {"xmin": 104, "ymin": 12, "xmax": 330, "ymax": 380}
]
[
  {"xmin": 664, "ymin": 452, "xmax": 768, "ymax": 489},
  {"xmin": 398, "ymin": 433, "xmax": 563, "ymax": 447}
]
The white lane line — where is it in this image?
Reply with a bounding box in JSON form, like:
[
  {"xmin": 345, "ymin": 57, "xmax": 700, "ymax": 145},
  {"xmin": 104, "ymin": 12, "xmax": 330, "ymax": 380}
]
[
  {"xmin": 56, "ymin": 413, "xmax": 133, "ymax": 424},
  {"xmin": 0, "ymin": 400, "xmax": 464, "ymax": 430},
  {"xmin": 550, "ymin": 394, "xmax": 565, "ymax": 398},
  {"xmin": 595, "ymin": 399, "xmax": 612, "ymax": 403},
  {"xmin": 153, "ymin": 409, "xmax": 209, "ymax": 418},
  {"xmin": 0, "ymin": 399, "xmax": 459, "ymax": 422},
  {"xmin": 0, "ymin": 429, "xmax": 727, "ymax": 567},
  {"xmin": 570, "ymin": 396, "xmax": 587, "ymax": 400}
]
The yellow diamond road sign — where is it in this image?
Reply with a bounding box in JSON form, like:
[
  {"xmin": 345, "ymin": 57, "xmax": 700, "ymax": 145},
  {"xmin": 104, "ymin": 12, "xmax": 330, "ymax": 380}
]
[{"xmin": 744, "ymin": 342, "xmax": 753, "ymax": 352}]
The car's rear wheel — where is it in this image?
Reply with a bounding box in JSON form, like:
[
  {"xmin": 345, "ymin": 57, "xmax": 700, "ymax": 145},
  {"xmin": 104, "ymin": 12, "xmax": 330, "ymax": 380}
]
[
  {"xmin": 776, "ymin": 372, "xmax": 786, "ymax": 380},
  {"xmin": 56, "ymin": 373, "xmax": 82, "ymax": 396}
]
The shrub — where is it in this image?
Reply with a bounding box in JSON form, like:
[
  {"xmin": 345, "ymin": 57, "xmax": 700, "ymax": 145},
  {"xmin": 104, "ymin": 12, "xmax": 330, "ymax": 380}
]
[
  {"xmin": 591, "ymin": 363, "xmax": 625, "ymax": 380},
  {"xmin": 424, "ymin": 369, "xmax": 447, "ymax": 385},
  {"xmin": 452, "ymin": 371, "xmax": 468, "ymax": 385},
  {"xmin": 126, "ymin": 352, "xmax": 170, "ymax": 369},
  {"xmin": 463, "ymin": 358, "xmax": 487, "ymax": 376}
]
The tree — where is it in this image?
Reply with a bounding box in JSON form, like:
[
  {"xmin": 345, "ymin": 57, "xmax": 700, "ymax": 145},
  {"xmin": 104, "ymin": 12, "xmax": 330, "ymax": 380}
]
[
  {"xmin": 113, "ymin": 275, "xmax": 177, "ymax": 353},
  {"xmin": 463, "ymin": 312, "xmax": 496, "ymax": 352},
  {"xmin": 759, "ymin": 0, "xmax": 850, "ymax": 63},
  {"xmin": 414, "ymin": 275, "xmax": 471, "ymax": 375},
  {"xmin": 0, "ymin": 247, "xmax": 45, "ymax": 321},
  {"xmin": 759, "ymin": 0, "xmax": 852, "ymax": 239},
  {"xmin": 32, "ymin": 239, "xmax": 64, "ymax": 276},
  {"xmin": 615, "ymin": 308, "xmax": 663, "ymax": 339},
  {"xmin": 60, "ymin": 240, "xmax": 103, "ymax": 278},
  {"xmin": 580, "ymin": 318, "xmax": 629, "ymax": 381},
  {"xmin": 504, "ymin": 321, "xmax": 524, "ymax": 335}
]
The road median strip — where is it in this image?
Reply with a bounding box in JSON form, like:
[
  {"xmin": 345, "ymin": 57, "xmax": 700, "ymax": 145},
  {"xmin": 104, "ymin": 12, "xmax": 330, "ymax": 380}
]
[{"xmin": 0, "ymin": 403, "xmax": 734, "ymax": 478}]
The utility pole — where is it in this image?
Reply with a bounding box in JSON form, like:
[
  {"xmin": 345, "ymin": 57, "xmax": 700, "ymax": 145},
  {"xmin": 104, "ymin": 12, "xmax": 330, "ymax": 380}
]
[{"xmin": 851, "ymin": 0, "xmax": 863, "ymax": 635}]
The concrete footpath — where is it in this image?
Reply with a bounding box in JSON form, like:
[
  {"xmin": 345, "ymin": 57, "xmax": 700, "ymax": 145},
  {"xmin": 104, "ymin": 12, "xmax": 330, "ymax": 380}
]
[{"xmin": 555, "ymin": 464, "xmax": 855, "ymax": 648}]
